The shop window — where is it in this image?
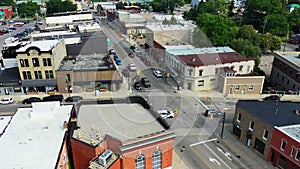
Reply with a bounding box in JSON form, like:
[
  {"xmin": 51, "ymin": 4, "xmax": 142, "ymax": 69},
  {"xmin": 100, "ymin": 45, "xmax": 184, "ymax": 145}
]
[
  {"xmin": 254, "ymin": 138, "xmax": 265, "ymax": 154},
  {"xmin": 13, "ymin": 87, "xmax": 22, "ymax": 93}
]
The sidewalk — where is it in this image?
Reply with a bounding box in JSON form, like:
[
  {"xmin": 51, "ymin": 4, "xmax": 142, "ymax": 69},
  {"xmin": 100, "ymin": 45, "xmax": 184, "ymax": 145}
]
[
  {"xmin": 213, "ymin": 123, "xmax": 276, "ymax": 169},
  {"xmin": 172, "ymin": 150, "xmax": 190, "ymax": 169}
]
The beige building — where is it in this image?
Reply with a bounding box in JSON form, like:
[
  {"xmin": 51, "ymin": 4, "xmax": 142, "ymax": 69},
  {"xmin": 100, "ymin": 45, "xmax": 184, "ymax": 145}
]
[
  {"xmin": 16, "ymin": 39, "xmax": 67, "ymax": 93},
  {"xmin": 165, "ymin": 45, "xmax": 265, "ymax": 94}
]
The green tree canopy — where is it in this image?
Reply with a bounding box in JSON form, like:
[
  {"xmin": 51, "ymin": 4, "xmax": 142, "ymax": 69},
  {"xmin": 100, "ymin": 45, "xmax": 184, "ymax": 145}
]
[
  {"xmin": 264, "ymin": 14, "xmax": 289, "ymax": 36},
  {"xmin": 236, "ymin": 25, "xmax": 260, "ymax": 45},
  {"xmin": 259, "ymin": 33, "xmax": 282, "ymax": 53},
  {"xmin": 230, "ymin": 38, "xmax": 261, "ymax": 66},
  {"xmin": 196, "ymin": 13, "xmax": 238, "ymax": 46},
  {"xmin": 46, "ymin": 0, "xmax": 77, "ymax": 16},
  {"xmin": 288, "ymin": 8, "xmax": 300, "ymax": 34},
  {"xmin": 0, "ymin": 0, "xmax": 15, "ymax": 7},
  {"xmin": 17, "ymin": 1, "xmax": 40, "ymax": 18}
]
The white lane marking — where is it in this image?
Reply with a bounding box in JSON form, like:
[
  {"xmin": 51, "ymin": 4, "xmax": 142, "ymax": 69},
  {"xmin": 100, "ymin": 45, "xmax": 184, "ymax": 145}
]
[
  {"xmin": 190, "ymin": 138, "xmax": 218, "ymax": 147},
  {"xmin": 204, "ymin": 143, "xmax": 232, "ymax": 169},
  {"xmin": 209, "ymin": 157, "xmax": 221, "ymax": 165},
  {"xmin": 217, "ymin": 147, "xmax": 232, "ymax": 161}
]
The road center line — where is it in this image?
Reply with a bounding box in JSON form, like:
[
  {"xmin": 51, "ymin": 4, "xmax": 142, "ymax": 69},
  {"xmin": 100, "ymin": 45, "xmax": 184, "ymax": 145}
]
[{"xmin": 189, "ymin": 146, "xmax": 213, "ymax": 169}]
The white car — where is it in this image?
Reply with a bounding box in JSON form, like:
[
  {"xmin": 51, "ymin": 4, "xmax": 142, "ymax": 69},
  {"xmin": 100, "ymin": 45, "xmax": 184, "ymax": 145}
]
[
  {"xmin": 153, "ymin": 70, "xmax": 162, "ymax": 78},
  {"xmin": 128, "ymin": 63, "xmax": 137, "ymax": 71},
  {"xmin": 158, "ymin": 109, "xmax": 175, "ymax": 119},
  {"xmin": 0, "ymin": 98, "xmax": 13, "ymax": 104}
]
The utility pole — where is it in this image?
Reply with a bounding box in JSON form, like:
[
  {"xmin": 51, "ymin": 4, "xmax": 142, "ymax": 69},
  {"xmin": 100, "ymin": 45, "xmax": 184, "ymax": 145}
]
[{"xmin": 220, "ymin": 112, "xmax": 226, "ymax": 139}]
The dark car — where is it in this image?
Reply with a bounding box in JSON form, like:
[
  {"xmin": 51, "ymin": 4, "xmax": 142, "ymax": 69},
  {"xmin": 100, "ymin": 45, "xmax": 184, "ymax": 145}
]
[
  {"xmin": 204, "ymin": 109, "xmax": 221, "ymax": 117},
  {"xmin": 122, "ymin": 69, "xmax": 130, "ymax": 77},
  {"xmin": 134, "ymin": 81, "xmax": 142, "ymax": 90},
  {"xmin": 22, "ymin": 97, "xmax": 42, "ymax": 104},
  {"xmin": 65, "ymin": 96, "xmax": 83, "ymax": 102},
  {"xmin": 263, "ymin": 95, "xmax": 281, "ymax": 101},
  {"xmin": 141, "ymin": 77, "xmax": 151, "ymax": 88},
  {"xmin": 43, "ymin": 94, "xmax": 64, "ymax": 102},
  {"xmin": 128, "ymin": 52, "xmax": 135, "ymax": 58}
]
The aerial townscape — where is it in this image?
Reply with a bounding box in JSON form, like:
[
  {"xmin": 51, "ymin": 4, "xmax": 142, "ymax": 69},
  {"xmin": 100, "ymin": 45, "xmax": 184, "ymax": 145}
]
[{"xmin": 1, "ymin": 0, "xmax": 300, "ymax": 169}]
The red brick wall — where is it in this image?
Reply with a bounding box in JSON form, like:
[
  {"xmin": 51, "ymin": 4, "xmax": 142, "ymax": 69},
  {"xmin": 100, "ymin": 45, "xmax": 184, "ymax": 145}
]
[
  {"xmin": 122, "ymin": 138, "xmax": 174, "ymax": 169},
  {"xmin": 105, "ymin": 135, "xmax": 122, "ymax": 155}
]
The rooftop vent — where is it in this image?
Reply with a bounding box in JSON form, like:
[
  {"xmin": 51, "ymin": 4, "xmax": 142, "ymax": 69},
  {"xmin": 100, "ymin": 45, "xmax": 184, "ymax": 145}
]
[{"xmin": 191, "ymin": 58, "xmax": 196, "ymax": 62}]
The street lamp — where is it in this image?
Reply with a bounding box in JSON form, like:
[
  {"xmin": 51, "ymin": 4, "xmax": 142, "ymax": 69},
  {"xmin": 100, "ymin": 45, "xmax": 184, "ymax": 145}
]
[{"xmin": 220, "ymin": 112, "xmax": 226, "ymax": 139}]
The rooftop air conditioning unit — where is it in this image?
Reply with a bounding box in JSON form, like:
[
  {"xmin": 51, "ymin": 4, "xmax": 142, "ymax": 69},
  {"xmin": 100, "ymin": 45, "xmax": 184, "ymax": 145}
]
[{"xmin": 98, "ymin": 150, "xmax": 113, "ymax": 166}]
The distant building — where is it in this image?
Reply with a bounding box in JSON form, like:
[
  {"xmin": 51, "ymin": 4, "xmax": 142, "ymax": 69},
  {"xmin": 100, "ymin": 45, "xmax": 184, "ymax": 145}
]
[
  {"xmin": 268, "ymin": 124, "xmax": 300, "ymax": 169},
  {"xmin": 0, "ymin": 102, "xmax": 75, "ymax": 169},
  {"xmin": 163, "ymin": 46, "xmax": 264, "ymax": 94},
  {"xmin": 46, "ymin": 11, "xmax": 93, "ymax": 25},
  {"xmin": 0, "ymin": 6, "xmax": 13, "ymax": 19},
  {"xmin": 16, "ymin": 39, "xmax": 67, "ymax": 93},
  {"xmin": 0, "ymin": 67, "xmax": 23, "ymax": 95},
  {"xmin": 191, "ymin": 0, "xmax": 206, "ymax": 7},
  {"xmin": 269, "ymin": 52, "xmax": 300, "ymax": 94},
  {"xmin": 71, "ymin": 97, "xmax": 176, "ymax": 169},
  {"xmin": 232, "ymin": 100, "xmax": 300, "ymax": 160}
]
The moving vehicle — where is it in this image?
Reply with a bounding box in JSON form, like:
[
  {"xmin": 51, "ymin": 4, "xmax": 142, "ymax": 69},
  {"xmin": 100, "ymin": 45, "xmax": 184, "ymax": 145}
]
[
  {"xmin": 134, "ymin": 81, "xmax": 142, "ymax": 90},
  {"xmin": 141, "ymin": 77, "xmax": 151, "ymax": 88},
  {"xmin": 43, "ymin": 94, "xmax": 64, "ymax": 102},
  {"xmin": 153, "ymin": 70, "xmax": 162, "ymax": 78},
  {"xmin": 22, "ymin": 97, "xmax": 41, "ymax": 104},
  {"xmin": 263, "ymin": 95, "xmax": 281, "ymax": 101},
  {"xmin": 14, "ymin": 22, "xmax": 24, "ymax": 27},
  {"xmin": 158, "ymin": 109, "xmax": 175, "ymax": 119},
  {"xmin": 122, "ymin": 69, "xmax": 130, "ymax": 77},
  {"xmin": 65, "ymin": 96, "xmax": 83, "ymax": 102},
  {"xmin": 204, "ymin": 109, "xmax": 222, "ymax": 117},
  {"xmin": 128, "ymin": 63, "xmax": 136, "ymax": 71},
  {"xmin": 0, "ymin": 98, "xmax": 13, "ymax": 104}
]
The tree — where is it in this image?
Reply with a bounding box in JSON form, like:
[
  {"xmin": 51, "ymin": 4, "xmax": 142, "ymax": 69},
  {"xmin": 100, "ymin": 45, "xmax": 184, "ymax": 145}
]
[
  {"xmin": 243, "ymin": 0, "xmax": 286, "ymax": 32},
  {"xmin": 17, "ymin": 1, "xmax": 40, "ymax": 18},
  {"xmin": 259, "ymin": 33, "xmax": 281, "ymax": 53},
  {"xmin": 196, "ymin": 13, "xmax": 238, "ymax": 46},
  {"xmin": 230, "ymin": 38, "xmax": 261, "ymax": 66},
  {"xmin": 0, "ymin": 0, "xmax": 15, "ymax": 7},
  {"xmin": 288, "ymin": 8, "xmax": 300, "ymax": 34},
  {"xmin": 46, "ymin": 0, "xmax": 77, "ymax": 16},
  {"xmin": 264, "ymin": 14, "xmax": 289, "ymax": 36},
  {"xmin": 236, "ymin": 25, "xmax": 260, "ymax": 46}
]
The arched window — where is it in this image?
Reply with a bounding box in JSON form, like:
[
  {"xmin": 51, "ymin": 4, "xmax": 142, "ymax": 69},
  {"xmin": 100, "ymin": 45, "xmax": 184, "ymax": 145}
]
[
  {"xmin": 152, "ymin": 149, "xmax": 162, "ymax": 169},
  {"xmin": 136, "ymin": 154, "xmax": 145, "ymax": 169}
]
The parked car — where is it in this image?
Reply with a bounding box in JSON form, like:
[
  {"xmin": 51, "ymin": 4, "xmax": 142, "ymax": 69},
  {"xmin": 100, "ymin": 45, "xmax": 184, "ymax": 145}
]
[
  {"xmin": 134, "ymin": 81, "xmax": 142, "ymax": 90},
  {"xmin": 113, "ymin": 55, "xmax": 119, "ymax": 61},
  {"xmin": 128, "ymin": 52, "xmax": 135, "ymax": 58},
  {"xmin": 204, "ymin": 109, "xmax": 221, "ymax": 117},
  {"xmin": 109, "ymin": 48, "xmax": 115, "ymax": 54},
  {"xmin": 263, "ymin": 95, "xmax": 281, "ymax": 101},
  {"xmin": 0, "ymin": 98, "xmax": 13, "ymax": 104},
  {"xmin": 65, "ymin": 96, "xmax": 83, "ymax": 102},
  {"xmin": 122, "ymin": 69, "xmax": 130, "ymax": 77},
  {"xmin": 43, "ymin": 94, "xmax": 64, "ymax": 102},
  {"xmin": 153, "ymin": 70, "xmax": 163, "ymax": 78},
  {"xmin": 141, "ymin": 77, "xmax": 151, "ymax": 88},
  {"xmin": 158, "ymin": 109, "xmax": 175, "ymax": 119},
  {"xmin": 128, "ymin": 63, "xmax": 137, "ymax": 71},
  {"xmin": 288, "ymin": 34, "xmax": 300, "ymax": 44},
  {"xmin": 8, "ymin": 27, "xmax": 16, "ymax": 31},
  {"xmin": 115, "ymin": 58, "xmax": 122, "ymax": 65},
  {"xmin": 22, "ymin": 97, "xmax": 41, "ymax": 104}
]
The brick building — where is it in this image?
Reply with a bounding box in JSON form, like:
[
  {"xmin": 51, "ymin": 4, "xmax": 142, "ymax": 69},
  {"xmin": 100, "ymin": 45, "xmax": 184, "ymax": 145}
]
[
  {"xmin": 269, "ymin": 52, "xmax": 300, "ymax": 94},
  {"xmin": 71, "ymin": 97, "xmax": 175, "ymax": 169},
  {"xmin": 268, "ymin": 124, "xmax": 300, "ymax": 169},
  {"xmin": 232, "ymin": 100, "xmax": 300, "ymax": 160},
  {"xmin": 0, "ymin": 102, "xmax": 75, "ymax": 169}
]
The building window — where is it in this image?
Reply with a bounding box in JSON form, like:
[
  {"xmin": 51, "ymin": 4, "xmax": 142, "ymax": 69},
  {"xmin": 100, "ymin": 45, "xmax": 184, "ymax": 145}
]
[
  {"xmin": 287, "ymin": 80, "xmax": 290, "ymax": 85},
  {"xmin": 239, "ymin": 65, "xmax": 243, "ymax": 72},
  {"xmin": 282, "ymin": 76, "xmax": 284, "ymax": 81},
  {"xmin": 278, "ymin": 155, "xmax": 287, "ymax": 169},
  {"xmin": 247, "ymin": 65, "xmax": 250, "ymax": 72},
  {"xmin": 233, "ymin": 125, "xmax": 241, "ymax": 138},
  {"xmin": 13, "ymin": 87, "xmax": 22, "ymax": 93},
  {"xmin": 210, "ymin": 79, "xmax": 215, "ymax": 86},
  {"xmin": 135, "ymin": 154, "xmax": 145, "ymax": 169},
  {"xmin": 277, "ymin": 73, "xmax": 279, "ymax": 77},
  {"xmin": 215, "ymin": 68, "xmax": 218, "ymax": 74},
  {"xmin": 49, "ymin": 70, "xmax": 54, "ymax": 79},
  {"xmin": 290, "ymin": 70, "xmax": 293, "ymax": 75},
  {"xmin": 248, "ymin": 85, "xmax": 254, "ymax": 90},
  {"xmin": 280, "ymin": 140, "xmax": 287, "ymax": 151},
  {"xmin": 32, "ymin": 58, "xmax": 39, "ymax": 67},
  {"xmin": 198, "ymin": 80, "xmax": 204, "ymax": 86},
  {"xmin": 262, "ymin": 130, "xmax": 268, "ymax": 140},
  {"xmin": 188, "ymin": 69, "xmax": 193, "ymax": 76},
  {"xmin": 43, "ymin": 58, "xmax": 52, "ymax": 66},
  {"xmin": 290, "ymin": 147, "xmax": 295, "ymax": 157},
  {"xmin": 199, "ymin": 70, "xmax": 203, "ymax": 76},
  {"xmin": 296, "ymin": 151, "xmax": 300, "ymax": 161},
  {"xmin": 20, "ymin": 59, "xmax": 24, "ymax": 67},
  {"xmin": 235, "ymin": 85, "xmax": 240, "ymax": 91},
  {"xmin": 24, "ymin": 59, "xmax": 29, "ymax": 67},
  {"xmin": 236, "ymin": 113, "xmax": 241, "ymax": 122},
  {"xmin": 284, "ymin": 67, "xmax": 287, "ymax": 71},
  {"xmin": 34, "ymin": 71, "xmax": 42, "ymax": 79},
  {"xmin": 254, "ymin": 138, "xmax": 265, "ymax": 154},
  {"xmin": 249, "ymin": 121, "xmax": 254, "ymax": 131},
  {"xmin": 22, "ymin": 71, "xmax": 32, "ymax": 80},
  {"xmin": 45, "ymin": 70, "xmax": 49, "ymax": 79},
  {"xmin": 152, "ymin": 150, "xmax": 162, "ymax": 169}
]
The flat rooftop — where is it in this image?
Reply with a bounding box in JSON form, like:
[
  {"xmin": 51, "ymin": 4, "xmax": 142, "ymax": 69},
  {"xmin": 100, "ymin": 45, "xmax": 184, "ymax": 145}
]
[
  {"xmin": 276, "ymin": 124, "xmax": 300, "ymax": 143},
  {"xmin": 30, "ymin": 31, "xmax": 79, "ymax": 38},
  {"xmin": 165, "ymin": 46, "xmax": 235, "ymax": 55},
  {"xmin": 16, "ymin": 39, "xmax": 61, "ymax": 52},
  {"xmin": 58, "ymin": 53, "xmax": 114, "ymax": 70},
  {"xmin": 73, "ymin": 103, "xmax": 165, "ymax": 144},
  {"xmin": 0, "ymin": 116, "xmax": 12, "ymax": 136},
  {"xmin": 275, "ymin": 52, "xmax": 300, "ymax": 70},
  {"xmin": 0, "ymin": 102, "xmax": 73, "ymax": 169}
]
